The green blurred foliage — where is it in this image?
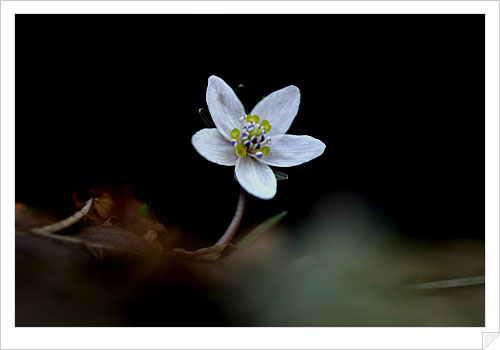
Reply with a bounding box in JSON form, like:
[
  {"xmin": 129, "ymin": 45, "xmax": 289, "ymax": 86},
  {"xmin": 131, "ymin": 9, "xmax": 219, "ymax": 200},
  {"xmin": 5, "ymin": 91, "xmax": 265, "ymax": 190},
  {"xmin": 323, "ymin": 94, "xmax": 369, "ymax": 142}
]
[{"xmin": 226, "ymin": 193, "xmax": 484, "ymax": 326}]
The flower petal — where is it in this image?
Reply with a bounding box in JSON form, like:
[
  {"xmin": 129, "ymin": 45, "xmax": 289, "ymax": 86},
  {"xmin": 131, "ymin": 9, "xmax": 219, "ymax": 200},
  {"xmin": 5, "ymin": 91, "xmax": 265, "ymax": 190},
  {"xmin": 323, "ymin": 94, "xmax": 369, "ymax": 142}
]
[
  {"xmin": 192, "ymin": 128, "xmax": 237, "ymax": 166},
  {"xmin": 206, "ymin": 76, "xmax": 245, "ymax": 140},
  {"xmin": 260, "ymin": 134, "xmax": 326, "ymax": 167},
  {"xmin": 250, "ymin": 85, "xmax": 300, "ymax": 135},
  {"xmin": 235, "ymin": 157, "xmax": 277, "ymax": 200}
]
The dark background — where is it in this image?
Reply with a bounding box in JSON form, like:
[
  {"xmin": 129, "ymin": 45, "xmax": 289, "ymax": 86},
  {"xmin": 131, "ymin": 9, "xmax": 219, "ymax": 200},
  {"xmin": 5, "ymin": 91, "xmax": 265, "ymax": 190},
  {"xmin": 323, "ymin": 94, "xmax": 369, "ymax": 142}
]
[{"xmin": 16, "ymin": 14, "xmax": 485, "ymax": 245}]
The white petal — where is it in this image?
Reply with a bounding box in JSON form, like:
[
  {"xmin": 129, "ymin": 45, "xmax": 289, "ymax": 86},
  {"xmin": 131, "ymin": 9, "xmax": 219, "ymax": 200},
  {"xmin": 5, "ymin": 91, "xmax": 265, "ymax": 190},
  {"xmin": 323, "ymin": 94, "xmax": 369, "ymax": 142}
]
[
  {"xmin": 192, "ymin": 128, "xmax": 237, "ymax": 166},
  {"xmin": 206, "ymin": 76, "xmax": 245, "ymax": 140},
  {"xmin": 250, "ymin": 85, "xmax": 300, "ymax": 135},
  {"xmin": 260, "ymin": 134, "xmax": 326, "ymax": 167},
  {"xmin": 235, "ymin": 157, "xmax": 277, "ymax": 200}
]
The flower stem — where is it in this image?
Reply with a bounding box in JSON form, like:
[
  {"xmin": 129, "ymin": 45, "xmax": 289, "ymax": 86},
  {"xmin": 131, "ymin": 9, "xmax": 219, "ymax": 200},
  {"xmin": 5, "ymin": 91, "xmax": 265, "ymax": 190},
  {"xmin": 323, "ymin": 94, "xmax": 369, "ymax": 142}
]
[{"xmin": 215, "ymin": 187, "xmax": 245, "ymax": 245}]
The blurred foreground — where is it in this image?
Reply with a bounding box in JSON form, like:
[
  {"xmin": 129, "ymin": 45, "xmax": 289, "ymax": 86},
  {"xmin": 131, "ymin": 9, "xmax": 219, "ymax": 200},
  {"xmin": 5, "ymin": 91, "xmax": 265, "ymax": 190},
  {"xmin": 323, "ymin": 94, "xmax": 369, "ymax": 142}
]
[{"xmin": 15, "ymin": 191, "xmax": 484, "ymax": 326}]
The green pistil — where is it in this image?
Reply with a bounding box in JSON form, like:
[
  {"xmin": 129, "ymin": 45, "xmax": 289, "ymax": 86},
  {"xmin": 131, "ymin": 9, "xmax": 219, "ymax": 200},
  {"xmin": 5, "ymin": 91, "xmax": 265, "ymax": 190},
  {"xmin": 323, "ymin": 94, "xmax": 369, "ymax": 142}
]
[{"xmin": 250, "ymin": 128, "xmax": 261, "ymax": 138}]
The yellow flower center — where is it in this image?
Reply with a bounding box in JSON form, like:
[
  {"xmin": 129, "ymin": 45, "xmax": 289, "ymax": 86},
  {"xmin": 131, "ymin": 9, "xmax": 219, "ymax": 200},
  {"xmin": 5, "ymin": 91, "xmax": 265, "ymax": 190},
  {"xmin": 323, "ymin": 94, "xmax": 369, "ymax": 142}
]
[{"xmin": 230, "ymin": 114, "xmax": 272, "ymax": 159}]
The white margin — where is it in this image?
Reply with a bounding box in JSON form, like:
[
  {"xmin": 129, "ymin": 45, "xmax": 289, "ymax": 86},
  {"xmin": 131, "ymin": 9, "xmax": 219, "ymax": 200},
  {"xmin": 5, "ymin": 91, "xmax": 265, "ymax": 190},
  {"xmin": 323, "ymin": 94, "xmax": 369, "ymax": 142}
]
[{"xmin": 1, "ymin": 1, "xmax": 499, "ymax": 349}]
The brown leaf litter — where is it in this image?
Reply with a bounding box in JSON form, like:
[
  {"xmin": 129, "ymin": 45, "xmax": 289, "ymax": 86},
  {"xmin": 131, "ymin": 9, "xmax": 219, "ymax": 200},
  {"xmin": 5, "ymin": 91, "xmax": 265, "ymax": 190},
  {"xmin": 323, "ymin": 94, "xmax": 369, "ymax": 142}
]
[{"xmin": 18, "ymin": 189, "xmax": 239, "ymax": 262}]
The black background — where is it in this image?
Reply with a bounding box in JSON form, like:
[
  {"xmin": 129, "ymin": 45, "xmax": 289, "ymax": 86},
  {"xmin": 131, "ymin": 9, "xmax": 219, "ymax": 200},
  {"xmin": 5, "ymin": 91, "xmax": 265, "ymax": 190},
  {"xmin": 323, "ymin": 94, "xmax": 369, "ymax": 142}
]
[{"xmin": 16, "ymin": 15, "xmax": 485, "ymax": 244}]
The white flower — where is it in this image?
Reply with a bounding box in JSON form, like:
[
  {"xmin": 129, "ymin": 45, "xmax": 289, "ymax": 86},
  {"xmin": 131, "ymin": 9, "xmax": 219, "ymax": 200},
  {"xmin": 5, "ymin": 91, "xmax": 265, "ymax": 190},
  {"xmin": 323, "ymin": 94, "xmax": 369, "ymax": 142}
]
[{"xmin": 192, "ymin": 75, "xmax": 326, "ymax": 200}]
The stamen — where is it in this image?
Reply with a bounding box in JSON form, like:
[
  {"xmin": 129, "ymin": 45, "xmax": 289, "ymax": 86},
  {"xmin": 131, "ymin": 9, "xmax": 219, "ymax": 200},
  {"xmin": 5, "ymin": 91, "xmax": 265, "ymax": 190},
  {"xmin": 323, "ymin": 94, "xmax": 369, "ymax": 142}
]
[
  {"xmin": 230, "ymin": 128, "xmax": 240, "ymax": 140},
  {"xmin": 246, "ymin": 114, "xmax": 260, "ymax": 123},
  {"xmin": 261, "ymin": 120, "xmax": 271, "ymax": 132},
  {"xmin": 236, "ymin": 144, "xmax": 247, "ymax": 157},
  {"xmin": 231, "ymin": 114, "xmax": 272, "ymax": 159}
]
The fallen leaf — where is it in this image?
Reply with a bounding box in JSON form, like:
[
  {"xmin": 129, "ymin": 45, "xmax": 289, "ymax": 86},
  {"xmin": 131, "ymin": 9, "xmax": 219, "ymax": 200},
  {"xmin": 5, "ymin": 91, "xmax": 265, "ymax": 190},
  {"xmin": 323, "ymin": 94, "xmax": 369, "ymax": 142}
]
[
  {"xmin": 142, "ymin": 229, "xmax": 164, "ymax": 253},
  {"xmin": 167, "ymin": 244, "xmax": 238, "ymax": 262},
  {"xmin": 15, "ymin": 203, "xmax": 59, "ymax": 231},
  {"xmin": 75, "ymin": 190, "xmax": 176, "ymax": 251},
  {"xmin": 117, "ymin": 196, "xmax": 175, "ymax": 251},
  {"xmin": 75, "ymin": 226, "xmax": 163, "ymax": 257},
  {"xmin": 83, "ymin": 194, "xmax": 114, "ymax": 226}
]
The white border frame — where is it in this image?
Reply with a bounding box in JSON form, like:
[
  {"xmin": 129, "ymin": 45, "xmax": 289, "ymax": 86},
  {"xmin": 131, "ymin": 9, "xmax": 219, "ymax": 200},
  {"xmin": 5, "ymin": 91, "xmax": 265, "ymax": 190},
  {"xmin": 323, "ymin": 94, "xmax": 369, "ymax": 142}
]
[{"xmin": 1, "ymin": 1, "xmax": 499, "ymax": 349}]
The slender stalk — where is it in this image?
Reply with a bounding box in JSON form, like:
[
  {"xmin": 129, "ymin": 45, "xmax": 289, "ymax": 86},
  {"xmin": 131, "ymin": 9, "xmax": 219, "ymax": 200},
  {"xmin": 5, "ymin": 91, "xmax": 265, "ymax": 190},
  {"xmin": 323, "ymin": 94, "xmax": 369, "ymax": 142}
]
[
  {"xmin": 406, "ymin": 276, "xmax": 485, "ymax": 290},
  {"xmin": 215, "ymin": 187, "xmax": 245, "ymax": 245},
  {"xmin": 31, "ymin": 198, "xmax": 93, "ymax": 234}
]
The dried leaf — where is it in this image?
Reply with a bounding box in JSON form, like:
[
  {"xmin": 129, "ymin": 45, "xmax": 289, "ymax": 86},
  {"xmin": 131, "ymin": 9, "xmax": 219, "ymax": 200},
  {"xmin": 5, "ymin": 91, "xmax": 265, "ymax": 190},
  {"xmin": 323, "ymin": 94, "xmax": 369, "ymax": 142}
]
[
  {"xmin": 15, "ymin": 203, "xmax": 59, "ymax": 231},
  {"xmin": 167, "ymin": 244, "xmax": 238, "ymax": 262},
  {"xmin": 117, "ymin": 197, "xmax": 174, "ymax": 250},
  {"xmin": 142, "ymin": 229, "xmax": 164, "ymax": 253},
  {"xmin": 79, "ymin": 190, "xmax": 176, "ymax": 251},
  {"xmin": 21, "ymin": 188, "xmax": 179, "ymax": 258},
  {"xmin": 100, "ymin": 216, "xmax": 119, "ymax": 227},
  {"xmin": 75, "ymin": 226, "xmax": 162, "ymax": 257},
  {"xmin": 84, "ymin": 194, "xmax": 114, "ymax": 226}
]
